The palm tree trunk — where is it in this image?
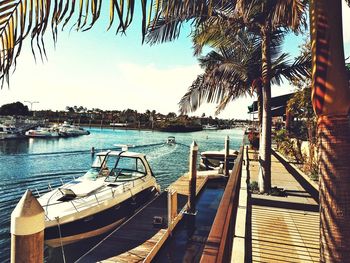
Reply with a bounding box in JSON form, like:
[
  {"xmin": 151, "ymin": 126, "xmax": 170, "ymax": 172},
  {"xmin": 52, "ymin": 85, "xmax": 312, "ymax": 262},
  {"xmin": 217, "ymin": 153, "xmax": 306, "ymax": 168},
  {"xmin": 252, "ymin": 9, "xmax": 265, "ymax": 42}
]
[
  {"xmin": 257, "ymin": 84, "xmax": 263, "ymax": 153},
  {"xmin": 258, "ymin": 25, "xmax": 272, "ymax": 193},
  {"xmin": 257, "ymin": 84, "xmax": 263, "ymax": 127},
  {"xmin": 310, "ymin": 0, "xmax": 350, "ymax": 261}
]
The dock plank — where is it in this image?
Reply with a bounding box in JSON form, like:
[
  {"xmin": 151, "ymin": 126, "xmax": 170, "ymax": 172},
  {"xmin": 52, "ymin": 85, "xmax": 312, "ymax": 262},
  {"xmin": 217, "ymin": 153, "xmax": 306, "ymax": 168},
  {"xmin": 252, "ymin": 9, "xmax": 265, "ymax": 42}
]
[
  {"xmin": 248, "ymin": 149, "xmax": 320, "ymax": 263},
  {"xmin": 77, "ymin": 173, "xmax": 210, "ymax": 263}
]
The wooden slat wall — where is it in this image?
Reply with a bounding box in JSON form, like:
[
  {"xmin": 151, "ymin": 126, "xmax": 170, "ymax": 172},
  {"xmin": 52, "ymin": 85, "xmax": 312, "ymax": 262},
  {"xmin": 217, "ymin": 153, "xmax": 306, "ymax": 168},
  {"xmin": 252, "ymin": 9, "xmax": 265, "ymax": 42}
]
[{"xmin": 200, "ymin": 146, "xmax": 244, "ymax": 263}]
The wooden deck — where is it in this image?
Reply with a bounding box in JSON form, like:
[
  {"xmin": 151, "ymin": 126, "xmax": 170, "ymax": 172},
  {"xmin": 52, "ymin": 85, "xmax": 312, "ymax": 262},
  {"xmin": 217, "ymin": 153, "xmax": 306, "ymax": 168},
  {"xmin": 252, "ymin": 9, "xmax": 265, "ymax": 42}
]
[
  {"xmin": 167, "ymin": 174, "xmax": 208, "ymax": 196},
  {"xmin": 247, "ymin": 149, "xmax": 320, "ymax": 263},
  {"xmin": 76, "ymin": 174, "xmax": 209, "ymax": 263}
]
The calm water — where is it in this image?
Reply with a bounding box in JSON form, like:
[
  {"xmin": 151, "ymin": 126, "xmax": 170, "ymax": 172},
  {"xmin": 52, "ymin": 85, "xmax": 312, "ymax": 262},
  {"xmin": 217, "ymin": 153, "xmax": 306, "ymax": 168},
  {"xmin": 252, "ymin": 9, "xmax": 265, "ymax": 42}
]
[{"xmin": 0, "ymin": 128, "xmax": 244, "ymax": 262}]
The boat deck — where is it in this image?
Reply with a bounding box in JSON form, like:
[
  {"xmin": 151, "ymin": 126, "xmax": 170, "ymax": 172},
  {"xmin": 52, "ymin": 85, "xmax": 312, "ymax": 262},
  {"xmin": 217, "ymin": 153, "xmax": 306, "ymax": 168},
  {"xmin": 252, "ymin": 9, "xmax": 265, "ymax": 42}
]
[{"xmin": 76, "ymin": 174, "xmax": 209, "ymax": 262}]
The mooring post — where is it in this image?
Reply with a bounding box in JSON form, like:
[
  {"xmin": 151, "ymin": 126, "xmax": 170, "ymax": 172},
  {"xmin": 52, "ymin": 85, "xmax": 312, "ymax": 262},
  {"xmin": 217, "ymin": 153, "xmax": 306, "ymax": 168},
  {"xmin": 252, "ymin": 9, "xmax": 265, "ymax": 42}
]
[
  {"xmin": 224, "ymin": 135, "xmax": 230, "ymax": 176},
  {"xmin": 188, "ymin": 141, "xmax": 198, "ymax": 214},
  {"xmin": 11, "ymin": 190, "xmax": 45, "ymax": 263},
  {"xmin": 167, "ymin": 190, "xmax": 178, "ymax": 232}
]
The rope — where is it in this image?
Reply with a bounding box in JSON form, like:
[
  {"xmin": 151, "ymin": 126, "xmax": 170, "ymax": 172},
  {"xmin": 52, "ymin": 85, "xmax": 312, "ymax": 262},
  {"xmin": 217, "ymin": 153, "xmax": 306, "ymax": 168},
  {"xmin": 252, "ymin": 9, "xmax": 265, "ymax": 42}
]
[{"xmin": 56, "ymin": 217, "xmax": 67, "ymax": 263}]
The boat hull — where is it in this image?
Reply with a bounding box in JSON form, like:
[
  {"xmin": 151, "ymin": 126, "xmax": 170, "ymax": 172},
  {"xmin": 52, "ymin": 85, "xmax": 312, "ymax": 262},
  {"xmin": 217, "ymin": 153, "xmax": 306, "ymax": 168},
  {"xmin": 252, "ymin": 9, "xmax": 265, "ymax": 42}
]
[
  {"xmin": 44, "ymin": 186, "xmax": 158, "ymax": 247},
  {"xmin": 200, "ymin": 154, "xmax": 237, "ymax": 170}
]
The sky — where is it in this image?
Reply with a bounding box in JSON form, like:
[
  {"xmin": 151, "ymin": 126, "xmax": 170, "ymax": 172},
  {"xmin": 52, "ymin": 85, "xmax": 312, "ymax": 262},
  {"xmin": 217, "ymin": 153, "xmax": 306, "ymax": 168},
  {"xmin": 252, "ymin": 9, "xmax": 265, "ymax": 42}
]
[{"xmin": 1, "ymin": 1, "xmax": 350, "ymax": 120}]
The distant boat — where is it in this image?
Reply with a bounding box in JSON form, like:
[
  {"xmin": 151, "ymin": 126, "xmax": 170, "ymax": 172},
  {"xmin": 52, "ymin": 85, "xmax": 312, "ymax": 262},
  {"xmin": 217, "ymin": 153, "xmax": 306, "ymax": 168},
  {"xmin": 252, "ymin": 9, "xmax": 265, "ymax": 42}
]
[
  {"xmin": 25, "ymin": 127, "xmax": 60, "ymax": 138},
  {"xmin": 58, "ymin": 121, "xmax": 90, "ymax": 136},
  {"xmin": 0, "ymin": 124, "xmax": 21, "ymax": 140},
  {"xmin": 110, "ymin": 122, "xmax": 129, "ymax": 127},
  {"xmin": 202, "ymin": 124, "xmax": 219, "ymax": 130},
  {"xmin": 39, "ymin": 150, "xmax": 160, "ymax": 247},
  {"xmin": 166, "ymin": 136, "xmax": 176, "ymax": 144},
  {"xmin": 200, "ymin": 149, "xmax": 239, "ymax": 171}
]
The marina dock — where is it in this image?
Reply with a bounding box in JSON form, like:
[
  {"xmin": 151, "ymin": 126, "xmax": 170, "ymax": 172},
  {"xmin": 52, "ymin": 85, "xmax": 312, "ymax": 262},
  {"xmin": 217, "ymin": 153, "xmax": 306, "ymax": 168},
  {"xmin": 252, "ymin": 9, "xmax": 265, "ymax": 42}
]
[
  {"xmin": 76, "ymin": 173, "xmax": 211, "ymax": 262},
  {"xmin": 9, "ymin": 141, "xmax": 322, "ymax": 262}
]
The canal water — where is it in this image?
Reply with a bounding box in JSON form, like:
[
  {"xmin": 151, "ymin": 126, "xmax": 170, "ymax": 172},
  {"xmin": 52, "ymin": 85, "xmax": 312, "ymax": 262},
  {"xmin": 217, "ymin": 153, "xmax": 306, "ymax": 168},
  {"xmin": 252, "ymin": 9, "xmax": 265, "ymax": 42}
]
[{"xmin": 0, "ymin": 127, "xmax": 243, "ymax": 262}]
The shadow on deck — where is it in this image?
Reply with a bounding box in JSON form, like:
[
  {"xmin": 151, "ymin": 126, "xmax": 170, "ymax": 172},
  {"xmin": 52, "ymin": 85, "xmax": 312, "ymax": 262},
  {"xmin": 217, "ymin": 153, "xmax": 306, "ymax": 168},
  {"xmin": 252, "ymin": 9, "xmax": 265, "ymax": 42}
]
[{"xmin": 246, "ymin": 148, "xmax": 320, "ymax": 263}]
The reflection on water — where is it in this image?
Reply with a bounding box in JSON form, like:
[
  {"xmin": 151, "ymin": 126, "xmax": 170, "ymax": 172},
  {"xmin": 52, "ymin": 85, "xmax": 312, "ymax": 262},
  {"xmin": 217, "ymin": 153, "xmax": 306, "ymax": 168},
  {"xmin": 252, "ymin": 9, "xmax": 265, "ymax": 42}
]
[
  {"xmin": 0, "ymin": 139, "xmax": 30, "ymax": 154},
  {"xmin": 153, "ymin": 179, "xmax": 226, "ymax": 263},
  {"xmin": 0, "ymin": 128, "xmax": 243, "ymax": 262}
]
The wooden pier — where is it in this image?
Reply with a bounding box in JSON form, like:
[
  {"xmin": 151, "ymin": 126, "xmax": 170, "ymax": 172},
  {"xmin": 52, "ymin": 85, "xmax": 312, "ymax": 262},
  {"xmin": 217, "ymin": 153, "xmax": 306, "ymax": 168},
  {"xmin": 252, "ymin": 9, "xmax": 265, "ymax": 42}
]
[{"xmin": 76, "ymin": 174, "xmax": 210, "ymax": 263}]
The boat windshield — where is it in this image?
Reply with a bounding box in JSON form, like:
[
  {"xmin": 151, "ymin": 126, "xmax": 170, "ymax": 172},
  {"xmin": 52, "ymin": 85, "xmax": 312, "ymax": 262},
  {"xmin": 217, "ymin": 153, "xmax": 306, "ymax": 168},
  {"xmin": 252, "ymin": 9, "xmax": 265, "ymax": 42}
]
[
  {"xmin": 91, "ymin": 155, "xmax": 106, "ymax": 168},
  {"xmin": 83, "ymin": 168, "xmax": 100, "ymax": 180},
  {"xmin": 105, "ymin": 156, "xmax": 147, "ymax": 182}
]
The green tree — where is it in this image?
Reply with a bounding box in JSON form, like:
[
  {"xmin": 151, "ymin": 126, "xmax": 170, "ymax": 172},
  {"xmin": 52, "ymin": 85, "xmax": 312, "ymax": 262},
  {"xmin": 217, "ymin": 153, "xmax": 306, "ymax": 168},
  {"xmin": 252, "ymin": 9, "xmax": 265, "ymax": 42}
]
[{"xmin": 0, "ymin": 102, "xmax": 30, "ymax": 116}]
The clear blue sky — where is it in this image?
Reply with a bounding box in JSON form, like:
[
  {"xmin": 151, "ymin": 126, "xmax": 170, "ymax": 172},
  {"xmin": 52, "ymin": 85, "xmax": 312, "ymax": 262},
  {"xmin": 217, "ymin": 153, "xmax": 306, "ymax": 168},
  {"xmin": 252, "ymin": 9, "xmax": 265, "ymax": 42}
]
[{"xmin": 1, "ymin": 1, "xmax": 350, "ymax": 119}]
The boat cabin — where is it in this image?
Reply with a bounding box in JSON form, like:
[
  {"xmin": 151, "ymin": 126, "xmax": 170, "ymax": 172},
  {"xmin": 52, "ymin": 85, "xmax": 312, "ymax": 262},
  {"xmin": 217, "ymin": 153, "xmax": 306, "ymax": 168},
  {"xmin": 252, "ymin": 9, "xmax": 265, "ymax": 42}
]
[{"xmin": 84, "ymin": 151, "xmax": 154, "ymax": 183}]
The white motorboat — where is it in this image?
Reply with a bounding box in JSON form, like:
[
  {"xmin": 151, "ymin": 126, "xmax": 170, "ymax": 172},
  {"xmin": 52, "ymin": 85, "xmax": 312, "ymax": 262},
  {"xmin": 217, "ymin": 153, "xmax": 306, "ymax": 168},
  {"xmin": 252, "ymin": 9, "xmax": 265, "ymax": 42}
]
[
  {"xmin": 58, "ymin": 121, "xmax": 90, "ymax": 136},
  {"xmin": 202, "ymin": 124, "xmax": 219, "ymax": 130},
  {"xmin": 200, "ymin": 149, "xmax": 239, "ymax": 171},
  {"xmin": 25, "ymin": 127, "xmax": 60, "ymax": 138},
  {"xmin": 0, "ymin": 124, "xmax": 21, "ymax": 140},
  {"xmin": 38, "ymin": 150, "xmax": 160, "ymax": 247},
  {"xmin": 166, "ymin": 136, "xmax": 176, "ymax": 144}
]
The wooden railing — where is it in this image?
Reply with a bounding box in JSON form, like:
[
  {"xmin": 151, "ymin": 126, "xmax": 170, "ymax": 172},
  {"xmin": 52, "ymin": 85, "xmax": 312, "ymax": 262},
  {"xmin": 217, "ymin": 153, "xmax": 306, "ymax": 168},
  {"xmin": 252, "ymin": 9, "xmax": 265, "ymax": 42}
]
[{"xmin": 200, "ymin": 146, "xmax": 244, "ymax": 262}]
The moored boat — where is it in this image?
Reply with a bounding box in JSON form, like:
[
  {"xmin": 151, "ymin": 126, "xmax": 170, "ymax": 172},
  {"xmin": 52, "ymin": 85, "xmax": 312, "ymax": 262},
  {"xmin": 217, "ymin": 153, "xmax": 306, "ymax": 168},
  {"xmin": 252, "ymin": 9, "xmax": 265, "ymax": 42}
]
[
  {"xmin": 202, "ymin": 124, "xmax": 219, "ymax": 130},
  {"xmin": 25, "ymin": 127, "xmax": 60, "ymax": 138},
  {"xmin": 200, "ymin": 149, "xmax": 239, "ymax": 171},
  {"xmin": 58, "ymin": 121, "xmax": 90, "ymax": 136},
  {"xmin": 0, "ymin": 124, "xmax": 21, "ymax": 140},
  {"xmin": 38, "ymin": 150, "xmax": 160, "ymax": 247}
]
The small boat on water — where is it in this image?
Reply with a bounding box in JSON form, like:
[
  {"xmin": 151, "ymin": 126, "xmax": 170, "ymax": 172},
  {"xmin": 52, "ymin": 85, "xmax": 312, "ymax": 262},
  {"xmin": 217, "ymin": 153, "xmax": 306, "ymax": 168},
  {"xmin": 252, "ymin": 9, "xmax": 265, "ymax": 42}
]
[
  {"xmin": 166, "ymin": 136, "xmax": 176, "ymax": 144},
  {"xmin": 0, "ymin": 124, "xmax": 21, "ymax": 140},
  {"xmin": 58, "ymin": 121, "xmax": 90, "ymax": 136},
  {"xmin": 200, "ymin": 149, "xmax": 239, "ymax": 171},
  {"xmin": 25, "ymin": 127, "xmax": 60, "ymax": 138},
  {"xmin": 202, "ymin": 124, "xmax": 219, "ymax": 130},
  {"xmin": 38, "ymin": 150, "xmax": 160, "ymax": 247}
]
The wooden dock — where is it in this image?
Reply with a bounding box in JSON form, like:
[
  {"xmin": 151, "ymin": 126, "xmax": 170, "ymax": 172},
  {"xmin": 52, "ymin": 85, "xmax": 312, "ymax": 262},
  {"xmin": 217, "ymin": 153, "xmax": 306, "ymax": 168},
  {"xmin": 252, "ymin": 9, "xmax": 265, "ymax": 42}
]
[
  {"xmin": 248, "ymin": 149, "xmax": 320, "ymax": 262},
  {"xmin": 76, "ymin": 174, "xmax": 209, "ymax": 263},
  {"xmin": 167, "ymin": 173, "xmax": 208, "ymax": 196}
]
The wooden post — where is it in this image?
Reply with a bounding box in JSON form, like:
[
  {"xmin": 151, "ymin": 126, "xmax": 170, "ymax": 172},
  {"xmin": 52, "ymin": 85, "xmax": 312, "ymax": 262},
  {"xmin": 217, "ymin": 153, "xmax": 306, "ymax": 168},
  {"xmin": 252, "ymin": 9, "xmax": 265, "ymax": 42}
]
[
  {"xmin": 167, "ymin": 190, "xmax": 178, "ymax": 232},
  {"xmin": 188, "ymin": 141, "xmax": 198, "ymax": 214},
  {"xmin": 224, "ymin": 136, "xmax": 230, "ymax": 176},
  {"xmin": 100, "ymin": 119, "xmax": 103, "ymax": 129},
  {"xmin": 11, "ymin": 190, "xmax": 45, "ymax": 263},
  {"xmin": 89, "ymin": 119, "xmax": 91, "ymax": 129}
]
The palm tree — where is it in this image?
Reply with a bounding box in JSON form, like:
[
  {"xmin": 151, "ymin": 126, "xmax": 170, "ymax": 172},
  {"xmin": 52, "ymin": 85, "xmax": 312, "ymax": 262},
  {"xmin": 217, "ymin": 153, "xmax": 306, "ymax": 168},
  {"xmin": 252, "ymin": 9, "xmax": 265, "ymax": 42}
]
[
  {"xmin": 310, "ymin": 0, "xmax": 350, "ymax": 261},
  {"xmin": 234, "ymin": 0, "xmax": 307, "ymax": 192},
  {"xmin": 178, "ymin": 26, "xmax": 310, "ymax": 124},
  {"xmin": 149, "ymin": 0, "xmax": 307, "ymax": 192}
]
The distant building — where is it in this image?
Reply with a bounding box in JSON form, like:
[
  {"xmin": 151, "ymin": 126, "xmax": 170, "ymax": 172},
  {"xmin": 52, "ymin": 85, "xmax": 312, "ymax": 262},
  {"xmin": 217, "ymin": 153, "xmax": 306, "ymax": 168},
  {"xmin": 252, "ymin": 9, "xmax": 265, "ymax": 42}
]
[{"xmin": 247, "ymin": 93, "xmax": 295, "ymax": 128}]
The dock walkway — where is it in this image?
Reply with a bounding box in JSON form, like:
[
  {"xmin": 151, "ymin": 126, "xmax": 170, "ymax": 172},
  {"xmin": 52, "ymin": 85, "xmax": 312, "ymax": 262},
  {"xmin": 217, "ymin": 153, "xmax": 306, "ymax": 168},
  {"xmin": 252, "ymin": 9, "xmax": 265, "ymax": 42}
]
[
  {"xmin": 247, "ymin": 149, "xmax": 320, "ymax": 263},
  {"xmin": 76, "ymin": 174, "xmax": 209, "ymax": 262}
]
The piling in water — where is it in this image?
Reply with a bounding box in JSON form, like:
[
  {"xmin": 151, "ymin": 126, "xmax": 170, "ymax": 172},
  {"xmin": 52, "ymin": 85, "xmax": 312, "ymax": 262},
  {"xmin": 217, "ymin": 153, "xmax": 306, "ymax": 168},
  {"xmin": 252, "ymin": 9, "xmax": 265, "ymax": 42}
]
[
  {"xmin": 167, "ymin": 190, "xmax": 178, "ymax": 232},
  {"xmin": 11, "ymin": 190, "xmax": 45, "ymax": 263},
  {"xmin": 224, "ymin": 136, "xmax": 230, "ymax": 176},
  {"xmin": 188, "ymin": 141, "xmax": 198, "ymax": 214}
]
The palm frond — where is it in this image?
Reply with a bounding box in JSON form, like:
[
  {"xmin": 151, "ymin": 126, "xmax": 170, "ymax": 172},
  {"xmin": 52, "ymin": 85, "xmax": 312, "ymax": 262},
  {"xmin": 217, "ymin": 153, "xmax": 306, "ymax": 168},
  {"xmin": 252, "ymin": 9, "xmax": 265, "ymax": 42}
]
[{"xmin": 271, "ymin": 50, "xmax": 311, "ymax": 85}]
